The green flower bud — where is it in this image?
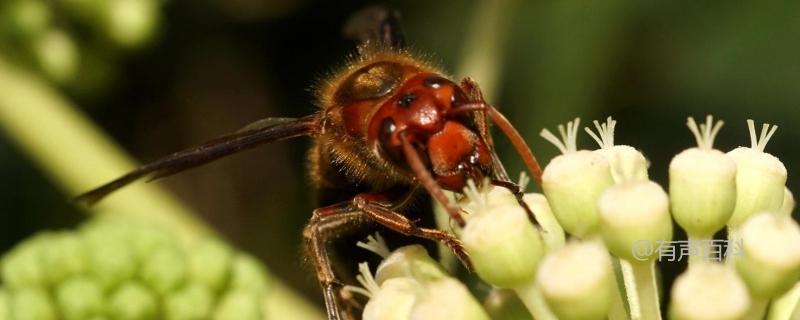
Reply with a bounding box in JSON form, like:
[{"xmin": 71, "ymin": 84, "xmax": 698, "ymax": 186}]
[
  {"xmin": 165, "ymin": 284, "xmax": 213, "ymax": 320},
  {"xmin": 734, "ymin": 213, "xmax": 800, "ymax": 298},
  {"xmin": 0, "ymin": 217, "xmax": 271, "ymax": 320},
  {"xmin": 537, "ymin": 240, "xmax": 614, "ymax": 320},
  {"xmin": 33, "ymin": 29, "xmax": 78, "ymax": 83},
  {"xmin": 462, "ymin": 201, "xmax": 544, "ymax": 287},
  {"xmin": 598, "ymin": 180, "xmax": 672, "ymax": 262},
  {"xmin": 522, "ymin": 193, "xmax": 566, "ymax": 250},
  {"xmin": 409, "ymin": 278, "xmax": 490, "ymax": 320},
  {"xmin": 374, "ymin": 245, "xmax": 448, "ymax": 285},
  {"xmin": 188, "ymin": 238, "xmax": 233, "ymax": 292},
  {"xmin": 84, "ymin": 236, "xmax": 136, "ymax": 291},
  {"xmin": 727, "ymin": 120, "xmax": 786, "ymax": 227},
  {"xmin": 55, "ymin": 276, "xmax": 104, "ymax": 320},
  {"xmin": 1, "ymin": 236, "xmax": 46, "ymax": 289},
  {"xmin": 669, "ymin": 263, "xmax": 749, "ymax": 320},
  {"xmin": 541, "ymin": 118, "xmax": 615, "ymax": 238},
  {"xmin": 108, "ymin": 281, "xmax": 158, "ymax": 320},
  {"xmin": 4, "ymin": 0, "xmax": 51, "ymax": 38},
  {"xmin": 230, "ymin": 254, "xmax": 270, "ymax": 295},
  {"xmin": 669, "ymin": 116, "xmax": 736, "ymax": 238},
  {"xmin": 363, "ymin": 277, "xmax": 420, "ymax": 320},
  {"xmin": 483, "ymin": 289, "xmax": 534, "ymax": 320},
  {"xmin": 105, "ymin": 0, "xmax": 158, "ymax": 48},
  {"xmin": 40, "ymin": 232, "xmax": 87, "ymax": 284},
  {"xmin": 213, "ymin": 289, "xmax": 262, "ymax": 320},
  {"xmin": 10, "ymin": 287, "xmax": 56, "ymax": 320},
  {"xmin": 140, "ymin": 246, "xmax": 187, "ymax": 295},
  {"xmin": 129, "ymin": 223, "xmax": 177, "ymax": 261},
  {"xmin": 585, "ymin": 117, "xmax": 649, "ymax": 183},
  {"xmin": 781, "ymin": 187, "xmax": 794, "ymax": 217}
]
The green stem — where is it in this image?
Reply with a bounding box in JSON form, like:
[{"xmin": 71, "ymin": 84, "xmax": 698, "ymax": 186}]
[
  {"xmin": 455, "ymin": 0, "xmax": 513, "ymax": 101},
  {"xmin": 0, "ymin": 54, "xmax": 323, "ymax": 319},
  {"xmin": 620, "ymin": 260, "xmax": 661, "ymax": 320},
  {"xmin": 687, "ymin": 233, "xmax": 712, "ymax": 267},
  {"xmin": 514, "ymin": 281, "xmax": 557, "ymax": 320},
  {"xmin": 767, "ymin": 281, "xmax": 800, "ymax": 320},
  {"xmin": 726, "ymin": 227, "xmax": 743, "ymax": 266},
  {"xmin": 744, "ymin": 297, "xmax": 768, "ymax": 320},
  {"xmin": 608, "ymin": 258, "xmax": 630, "ymax": 320}
]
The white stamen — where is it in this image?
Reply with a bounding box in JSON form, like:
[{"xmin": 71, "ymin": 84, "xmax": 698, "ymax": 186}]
[
  {"xmin": 687, "ymin": 115, "xmax": 724, "ymax": 150},
  {"xmin": 463, "ymin": 179, "xmax": 489, "ymax": 212},
  {"xmin": 356, "ymin": 233, "xmax": 391, "ymax": 259},
  {"xmin": 584, "ymin": 116, "xmax": 617, "ymax": 149},
  {"xmin": 518, "ymin": 172, "xmax": 530, "ymax": 192},
  {"xmin": 343, "ymin": 262, "xmax": 381, "ymax": 299},
  {"xmin": 540, "ymin": 118, "xmax": 581, "ymax": 154},
  {"xmin": 746, "ymin": 119, "xmax": 779, "ymax": 152}
]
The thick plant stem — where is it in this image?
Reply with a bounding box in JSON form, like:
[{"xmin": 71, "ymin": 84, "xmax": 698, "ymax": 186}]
[
  {"xmin": 456, "ymin": 0, "xmax": 513, "ymax": 101},
  {"xmin": 0, "ymin": 54, "xmax": 324, "ymax": 320},
  {"xmin": 0, "ymin": 55, "xmax": 208, "ymax": 244},
  {"xmin": 620, "ymin": 260, "xmax": 661, "ymax": 320}
]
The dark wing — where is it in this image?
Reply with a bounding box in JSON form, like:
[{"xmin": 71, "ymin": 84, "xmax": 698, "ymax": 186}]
[
  {"xmin": 76, "ymin": 115, "xmax": 319, "ymax": 205},
  {"xmin": 342, "ymin": 5, "xmax": 406, "ymax": 48}
]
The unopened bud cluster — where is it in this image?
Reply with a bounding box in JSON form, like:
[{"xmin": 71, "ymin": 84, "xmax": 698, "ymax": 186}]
[
  {"xmin": 0, "ymin": 0, "xmax": 161, "ymax": 86},
  {"xmin": 351, "ymin": 116, "xmax": 800, "ymax": 320},
  {"xmin": 0, "ymin": 216, "xmax": 269, "ymax": 320}
]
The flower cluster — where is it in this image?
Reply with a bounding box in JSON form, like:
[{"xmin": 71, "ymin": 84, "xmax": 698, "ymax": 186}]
[
  {"xmin": 0, "ymin": 0, "xmax": 161, "ymax": 86},
  {"xmin": 350, "ymin": 116, "xmax": 800, "ymax": 320},
  {"xmin": 0, "ymin": 216, "xmax": 269, "ymax": 320}
]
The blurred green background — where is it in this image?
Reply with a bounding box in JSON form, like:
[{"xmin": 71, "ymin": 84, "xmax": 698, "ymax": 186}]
[{"xmin": 0, "ymin": 0, "xmax": 798, "ymax": 307}]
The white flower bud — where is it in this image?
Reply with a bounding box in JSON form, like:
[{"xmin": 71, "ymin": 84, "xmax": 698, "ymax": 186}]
[
  {"xmin": 523, "ymin": 193, "xmax": 566, "ymax": 250},
  {"xmin": 585, "ymin": 117, "xmax": 649, "ymax": 183},
  {"xmin": 734, "ymin": 213, "xmax": 800, "ymax": 299},
  {"xmin": 727, "ymin": 120, "xmax": 787, "ymax": 227},
  {"xmin": 669, "ymin": 116, "xmax": 737, "ymax": 238},
  {"xmin": 598, "ymin": 180, "xmax": 672, "ymax": 262},
  {"xmin": 374, "ymin": 245, "xmax": 448, "ymax": 285},
  {"xmin": 537, "ymin": 241, "xmax": 614, "ymax": 320},
  {"xmin": 541, "ymin": 118, "xmax": 615, "ymax": 238},
  {"xmin": 409, "ymin": 278, "xmax": 490, "ymax": 320},
  {"xmin": 462, "ymin": 203, "xmax": 545, "ymax": 287},
  {"xmin": 669, "ymin": 262, "xmax": 749, "ymax": 320},
  {"xmin": 363, "ymin": 277, "xmax": 420, "ymax": 320}
]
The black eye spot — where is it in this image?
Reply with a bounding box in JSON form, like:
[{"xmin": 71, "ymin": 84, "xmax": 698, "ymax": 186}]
[
  {"xmin": 398, "ymin": 93, "xmax": 416, "ymax": 108},
  {"xmin": 379, "ymin": 118, "xmax": 403, "ymax": 163},
  {"xmin": 423, "ymin": 76, "xmax": 444, "ymax": 89},
  {"xmin": 381, "ymin": 118, "xmax": 396, "ymax": 137}
]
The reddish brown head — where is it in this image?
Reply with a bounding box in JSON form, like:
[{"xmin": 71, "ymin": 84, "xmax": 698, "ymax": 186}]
[{"xmin": 366, "ymin": 72, "xmax": 493, "ymax": 191}]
